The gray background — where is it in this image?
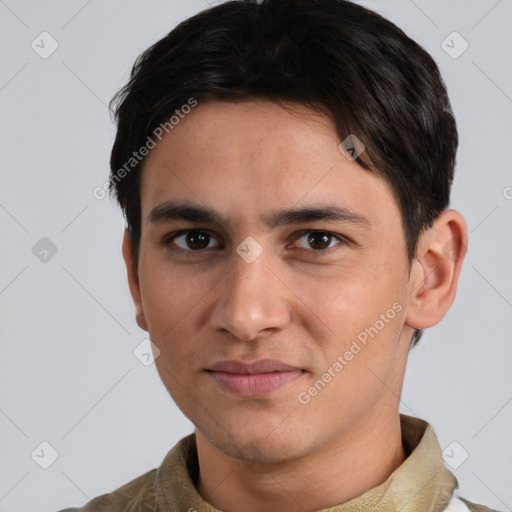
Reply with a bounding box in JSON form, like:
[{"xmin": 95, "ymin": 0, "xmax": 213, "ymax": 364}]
[{"xmin": 0, "ymin": 0, "xmax": 511, "ymax": 511}]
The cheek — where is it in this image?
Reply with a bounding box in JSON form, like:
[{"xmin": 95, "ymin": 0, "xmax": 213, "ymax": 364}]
[
  {"xmin": 141, "ymin": 268, "xmax": 202, "ymax": 393},
  {"xmin": 139, "ymin": 278, "xmax": 175, "ymax": 330},
  {"xmin": 307, "ymin": 262, "xmax": 406, "ymax": 353},
  {"xmin": 137, "ymin": 259, "xmax": 223, "ymax": 382},
  {"xmin": 325, "ymin": 257, "xmax": 399, "ymax": 304},
  {"xmin": 138, "ymin": 261, "xmax": 202, "ymax": 338},
  {"xmin": 299, "ymin": 274, "xmax": 407, "ymax": 416}
]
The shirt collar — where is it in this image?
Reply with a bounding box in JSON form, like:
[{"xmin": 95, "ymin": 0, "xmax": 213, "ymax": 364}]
[{"xmin": 155, "ymin": 414, "xmax": 458, "ymax": 511}]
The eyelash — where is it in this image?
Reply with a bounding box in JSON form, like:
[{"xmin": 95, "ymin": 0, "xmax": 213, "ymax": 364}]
[{"xmin": 162, "ymin": 229, "xmax": 349, "ymax": 256}]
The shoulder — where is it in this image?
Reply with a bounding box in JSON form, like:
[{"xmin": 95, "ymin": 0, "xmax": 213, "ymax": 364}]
[
  {"xmin": 462, "ymin": 498, "xmax": 504, "ymax": 512},
  {"xmin": 449, "ymin": 494, "xmax": 504, "ymax": 512},
  {"xmin": 58, "ymin": 467, "xmax": 158, "ymax": 512}
]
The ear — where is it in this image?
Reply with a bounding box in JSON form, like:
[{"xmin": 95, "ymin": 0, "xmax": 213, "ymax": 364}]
[
  {"xmin": 122, "ymin": 229, "xmax": 148, "ymax": 331},
  {"xmin": 405, "ymin": 209, "xmax": 468, "ymax": 330}
]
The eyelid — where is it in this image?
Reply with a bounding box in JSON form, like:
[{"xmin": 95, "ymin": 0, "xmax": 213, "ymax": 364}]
[
  {"xmin": 164, "ymin": 229, "xmax": 223, "ymax": 251},
  {"xmin": 288, "ymin": 229, "xmax": 349, "ymax": 252},
  {"xmin": 163, "ymin": 228, "xmax": 349, "ymax": 253}
]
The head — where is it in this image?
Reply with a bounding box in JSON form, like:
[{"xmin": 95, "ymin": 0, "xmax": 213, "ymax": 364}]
[{"xmin": 110, "ymin": 0, "xmax": 467, "ymax": 462}]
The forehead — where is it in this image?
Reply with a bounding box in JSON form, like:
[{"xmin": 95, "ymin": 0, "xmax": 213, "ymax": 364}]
[{"xmin": 139, "ymin": 99, "xmax": 400, "ymax": 231}]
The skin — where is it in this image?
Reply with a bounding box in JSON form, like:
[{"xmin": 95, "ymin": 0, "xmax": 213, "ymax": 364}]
[{"xmin": 122, "ymin": 99, "xmax": 467, "ymax": 512}]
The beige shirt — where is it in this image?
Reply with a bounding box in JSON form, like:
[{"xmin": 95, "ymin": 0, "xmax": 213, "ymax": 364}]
[{"xmin": 63, "ymin": 414, "xmax": 499, "ymax": 512}]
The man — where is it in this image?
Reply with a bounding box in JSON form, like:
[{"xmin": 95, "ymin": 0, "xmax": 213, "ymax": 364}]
[{"xmin": 60, "ymin": 0, "xmax": 499, "ymax": 510}]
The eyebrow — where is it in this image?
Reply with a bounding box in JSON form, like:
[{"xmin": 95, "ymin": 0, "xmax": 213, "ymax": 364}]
[{"xmin": 147, "ymin": 201, "xmax": 372, "ymax": 230}]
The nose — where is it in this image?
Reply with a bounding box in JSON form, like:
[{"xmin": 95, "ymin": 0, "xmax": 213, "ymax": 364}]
[{"xmin": 209, "ymin": 250, "xmax": 291, "ymax": 342}]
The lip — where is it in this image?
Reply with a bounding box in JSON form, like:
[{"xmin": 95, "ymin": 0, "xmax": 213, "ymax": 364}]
[
  {"xmin": 206, "ymin": 359, "xmax": 305, "ymax": 396},
  {"xmin": 208, "ymin": 359, "xmax": 302, "ymax": 374}
]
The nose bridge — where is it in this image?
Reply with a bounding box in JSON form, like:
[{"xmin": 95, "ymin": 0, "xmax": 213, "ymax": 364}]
[{"xmin": 210, "ymin": 248, "xmax": 290, "ymax": 341}]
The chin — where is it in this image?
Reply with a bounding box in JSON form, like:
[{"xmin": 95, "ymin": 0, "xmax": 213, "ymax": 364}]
[
  {"xmin": 220, "ymin": 437, "xmax": 305, "ymax": 463},
  {"xmin": 199, "ymin": 418, "xmax": 311, "ymax": 464}
]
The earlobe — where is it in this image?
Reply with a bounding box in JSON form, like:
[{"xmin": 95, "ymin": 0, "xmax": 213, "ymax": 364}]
[
  {"xmin": 405, "ymin": 210, "xmax": 468, "ymax": 331},
  {"xmin": 122, "ymin": 230, "xmax": 149, "ymax": 331}
]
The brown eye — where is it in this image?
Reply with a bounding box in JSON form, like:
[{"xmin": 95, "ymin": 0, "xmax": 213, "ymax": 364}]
[
  {"xmin": 307, "ymin": 232, "xmax": 332, "ymax": 250},
  {"xmin": 294, "ymin": 231, "xmax": 341, "ymax": 251},
  {"xmin": 170, "ymin": 230, "xmax": 220, "ymax": 251}
]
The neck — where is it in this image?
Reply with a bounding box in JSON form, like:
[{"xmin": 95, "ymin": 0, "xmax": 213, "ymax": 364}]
[{"xmin": 196, "ymin": 409, "xmax": 405, "ymax": 512}]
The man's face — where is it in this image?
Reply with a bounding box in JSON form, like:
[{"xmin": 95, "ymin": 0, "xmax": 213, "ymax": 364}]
[{"xmin": 130, "ymin": 99, "xmax": 415, "ymax": 462}]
